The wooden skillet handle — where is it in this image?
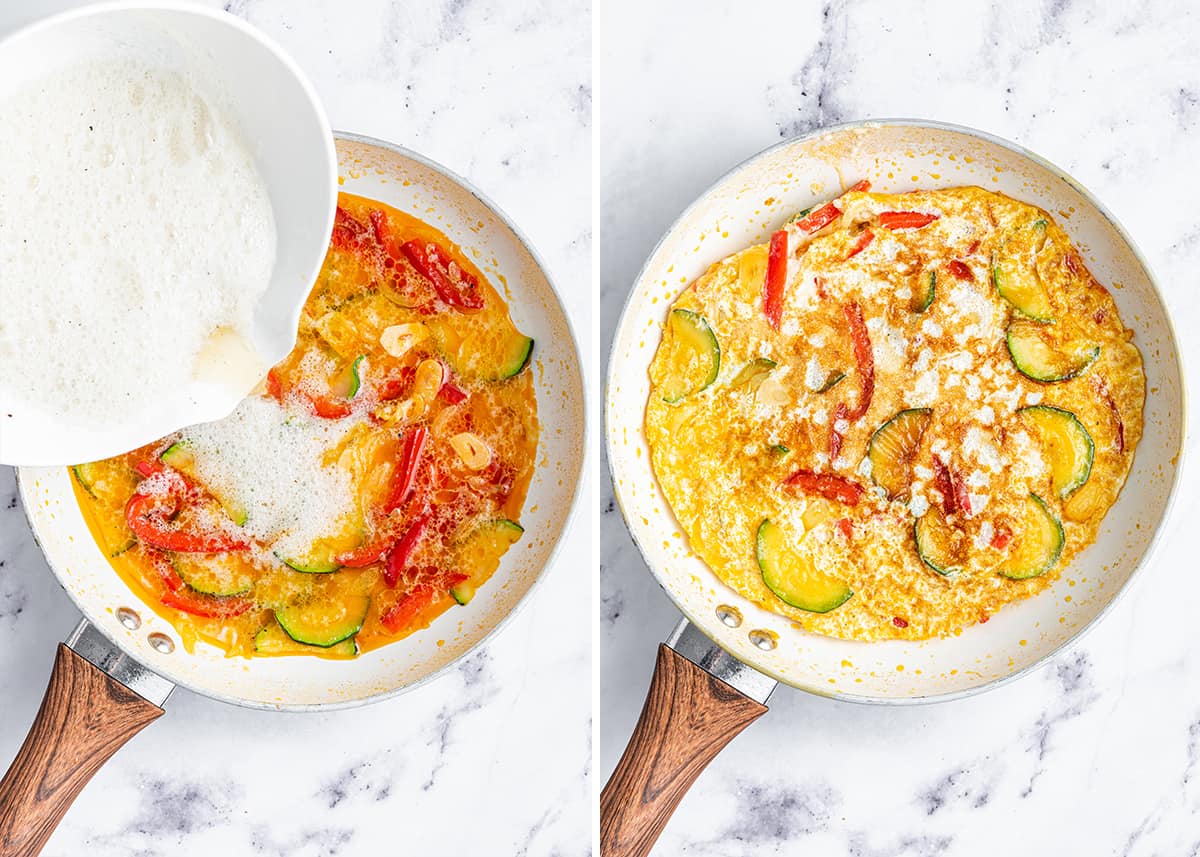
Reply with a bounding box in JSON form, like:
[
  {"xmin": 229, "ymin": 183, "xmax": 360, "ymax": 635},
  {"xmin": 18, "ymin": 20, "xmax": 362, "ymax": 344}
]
[
  {"xmin": 600, "ymin": 643, "xmax": 769, "ymax": 857},
  {"xmin": 0, "ymin": 643, "xmax": 165, "ymax": 856}
]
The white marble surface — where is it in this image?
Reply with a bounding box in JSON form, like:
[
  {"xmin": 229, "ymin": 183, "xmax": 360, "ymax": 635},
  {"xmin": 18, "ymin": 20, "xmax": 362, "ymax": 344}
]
[
  {"xmin": 601, "ymin": 0, "xmax": 1200, "ymax": 853},
  {"xmin": 0, "ymin": 1, "xmax": 592, "ymax": 855}
]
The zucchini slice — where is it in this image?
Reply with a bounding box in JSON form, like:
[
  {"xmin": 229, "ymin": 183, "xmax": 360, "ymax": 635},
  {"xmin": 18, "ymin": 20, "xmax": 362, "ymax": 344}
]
[
  {"xmin": 173, "ymin": 554, "xmax": 255, "ymax": 596},
  {"xmin": 110, "ymin": 538, "xmax": 137, "ymax": 557},
  {"xmin": 450, "ymin": 519, "xmax": 524, "ymax": 605},
  {"xmin": 814, "ymin": 370, "xmax": 846, "ymax": 393},
  {"xmin": 993, "ymin": 255, "xmax": 1053, "ymax": 321},
  {"xmin": 1018, "ymin": 405, "xmax": 1094, "ymax": 498},
  {"xmin": 254, "ymin": 623, "xmax": 357, "ymax": 657},
  {"xmin": 71, "ymin": 462, "xmax": 102, "ymax": 498},
  {"xmin": 755, "ymin": 519, "xmax": 852, "ymax": 613},
  {"xmin": 867, "ymin": 408, "xmax": 932, "ymax": 500},
  {"xmin": 275, "ymin": 596, "xmax": 370, "ymax": 647},
  {"xmin": 914, "ymin": 508, "xmax": 968, "ymax": 576},
  {"xmin": 730, "ymin": 358, "xmax": 777, "ymax": 390},
  {"xmin": 496, "ymin": 334, "xmax": 535, "ymax": 378},
  {"xmin": 660, "ymin": 309, "xmax": 720, "ymax": 403},
  {"xmin": 1006, "ymin": 322, "xmax": 1099, "ymax": 383},
  {"xmin": 160, "ymin": 441, "xmax": 249, "ymax": 525},
  {"xmin": 275, "ymin": 549, "xmax": 343, "ymax": 575},
  {"xmin": 912, "ymin": 269, "xmax": 935, "ymax": 313},
  {"xmin": 998, "ymin": 494, "xmax": 1065, "ymax": 580},
  {"xmin": 330, "ymin": 355, "xmax": 365, "ymax": 399}
]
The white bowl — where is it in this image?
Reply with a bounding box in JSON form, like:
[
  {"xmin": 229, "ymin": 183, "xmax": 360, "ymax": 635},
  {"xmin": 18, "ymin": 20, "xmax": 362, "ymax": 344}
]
[{"xmin": 0, "ymin": 1, "xmax": 336, "ymax": 465}]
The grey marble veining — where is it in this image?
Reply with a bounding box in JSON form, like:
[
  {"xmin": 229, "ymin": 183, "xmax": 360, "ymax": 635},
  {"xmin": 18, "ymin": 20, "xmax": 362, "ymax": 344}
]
[
  {"xmin": 0, "ymin": 1, "xmax": 592, "ymax": 855},
  {"xmin": 600, "ymin": 0, "xmax": 1200, "ymax": 853}
]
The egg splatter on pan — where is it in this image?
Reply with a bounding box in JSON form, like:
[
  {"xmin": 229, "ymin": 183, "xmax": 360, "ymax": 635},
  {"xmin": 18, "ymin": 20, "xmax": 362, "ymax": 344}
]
[{"xmin": 645, "ymin": 184, "xmax": 1144, "ymax": 641}]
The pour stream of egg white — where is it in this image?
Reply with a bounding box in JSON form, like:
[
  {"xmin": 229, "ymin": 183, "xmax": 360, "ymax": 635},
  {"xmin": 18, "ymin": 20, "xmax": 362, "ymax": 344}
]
[{"xmin": 0, "ymin": 56, "xmax": 276, "ymax": 431}]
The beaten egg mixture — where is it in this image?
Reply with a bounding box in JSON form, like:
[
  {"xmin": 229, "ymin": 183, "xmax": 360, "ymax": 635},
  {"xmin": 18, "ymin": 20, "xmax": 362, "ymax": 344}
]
[
  {"xmin": 646, "ymin": 185, "xmax": 1143, "ymax": 641},
  {"xmin": 72, "ymin": 193, "xmax": 538, "ymax": 657}
]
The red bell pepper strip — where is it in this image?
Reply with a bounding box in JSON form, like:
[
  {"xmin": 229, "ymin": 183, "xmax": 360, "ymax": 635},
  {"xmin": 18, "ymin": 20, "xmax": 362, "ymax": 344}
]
[
  {"xmin": 932, "ymin": 457, "xmax": 971, "ymax": 516},
  {"xmin": 384, "ymin": 514, "xmax": 430, "ymax": 586},
  {"xmin": 932, "ymin": 456, "xmax": 956, "ymax": 514},
  {"xmin": 829, "ymin": 402, "xmax": 847, "ymax": 461},
  {"xmin": 304, "ymin": 390, "xmax": 353, "ymax": 419},
  {"xmin": 149, "ymin": 550, "xmax": 184, "ymax": 592},
  {"xmin": 266, "ymin": 368, "xmax": 284, "ymax": 401},
  {"xmin": 135, "ymin": 460, "xmax": 163, "ymax": 479},
  {"xmin": 790, "ymin": 180, "xmax": 870, "ymax": 235},
  {"xmin": 783, "ymin": 469, "xmax": 864, "ymax": 506},
  {"xmin": 125, "ymin": 491, "xmax": 249, "ymax": 553},
  {"xmin": 381, "ymin": 584, "xmax": 435, "ymax": 633},
  {"xmin": 1091, "ymin": 376, "xmax": 1125, "ymax": 454},
  {"xmin": 792, "ymin": 202, "xmax": 842, "ymax": 235},
  {"xmin": 369, "ymin": 209, "xmax": 392, "ymax": 250},
  {"xmin": 947, "ymin": 259, "xmax": 974, "ymax": 281},
  {"xmin": 845, "ymin": 228, "xmax": 874, "ymax": 260},
  {"xmin": 380, "ymin": 573, "xmax": 469, "ymax": 633},
  {"xmin": 439, "ymin": 380, "xmax": 469, "ymax": 404},
  {"xmin": 763, "ymin": 229, "xmax": 788, "ymax": 330},
  {"xmin": 400, "ymin": 239, "xmax": 484, "ymax": 311},
  {"xmin": 337, "ymin": 525, "xmax": 399, "ymax": 568},
  {"xmin": 843, "ymin": 301, "xmax": 874, "ymax": 420},
  {"xmin": 384, "ymin": 426, "xmax": 429, "ymax": 514},
  {"xmin": 161, "ymin": 587, "xmax": 253, "ymax": 619},
  {"xmin": 836, "ymin": 518, "xmax": 854, "ymax": 539},
  {"xmin": 878, "ymin": 211, "xmax": 939, "ymax": 230},
  {"xmin": 331, "ymin": 206, "xmax": 369, "ymax": 251}
]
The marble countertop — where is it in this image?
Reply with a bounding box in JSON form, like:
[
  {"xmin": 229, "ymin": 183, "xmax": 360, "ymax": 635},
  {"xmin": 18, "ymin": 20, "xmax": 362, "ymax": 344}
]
[
  {"xmin": 600, "ymin": 0, "xmax": 1200, "ymax": 853},
  {"xmin": 0, "ymin": 1, "xmax": 592, "ymax": 855}
]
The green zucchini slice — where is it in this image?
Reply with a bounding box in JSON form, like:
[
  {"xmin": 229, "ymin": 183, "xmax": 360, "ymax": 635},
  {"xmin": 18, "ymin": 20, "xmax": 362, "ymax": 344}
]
[
  {"xmin": 275, "ymin": 549, "xmax": 343, "ymax": 575},
  {"xmin": 173, "ymin": 554, "xmax": 255, "ymax": 596},
  {"xmin": 330, "ymin": 355, "xmax": 365, "ymax": 399},
  {"xmin": 496, "ymin": 335, "xmax": 535, "ymax": 379},
  {"xmin": 756, "ymin": 519, "xmax": 853, "ymax": 613},
  {"xmin": 914, "ymin": 508, "xmax": 968, "ymax": 576},
  {"xmin": 814, "ymin": 370, "xmax": 846, "ymax": 393},
  {"xmin": 993, "ymin": 256, "xmax": 1053, "ymax": 321},
  {"xmin": 71, "ymin": 462, "xmax": 102, "ymax": 498},
  {"xmin": 275, "ymin": 596, "xmax": 370, "ymax": 647},
  {"xmin": 729, "ymin": 358, "xmax": 777, "ymax": 390},
  {"xmin": 450, "ymin": 519, "xmax": 524, "ymax": 605},
  {"xmin": 160, "ymin": 441, "xmax": 249, "ymax": 525},
  {"xmin": 998, "ymin": 494, "xmax": 1065, "ymax": 580},
  {"xmin": 254, "ymin": 623, "xmax": 357, "ymax": 657},
  {"xmin": 912, "ymin": 269, "xmax": 935, "ymax": 313},
  {"xmin": 1006, "ymin": 322, "xmax": 1099, "ymax": 383},
  {"xmin": 1018, "ymin": 405, "xmax": 1094, "ymax": 498},
  {"xmin": 867, "ymin": 408, "xmax": 932, "ymax": 500},
  {"xmin": 660, "ymin": 309, "xmax": 720, "ymax": 403}
]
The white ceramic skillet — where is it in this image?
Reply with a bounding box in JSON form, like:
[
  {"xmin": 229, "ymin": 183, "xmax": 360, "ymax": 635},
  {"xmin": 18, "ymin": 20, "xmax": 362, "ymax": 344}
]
[
  {"xmin": 601, "ymin": 120, "xmax": 1186, "ymax": 857},
  {"xmin": 0, "ymin": 133, "xmax": 585, "ymax": 857}
]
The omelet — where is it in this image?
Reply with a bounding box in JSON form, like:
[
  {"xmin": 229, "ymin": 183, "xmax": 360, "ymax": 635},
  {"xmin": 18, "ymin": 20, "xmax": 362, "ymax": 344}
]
[{"xmin": 645, "ymin": 185, "xmax": 1144, "ymax": 641}]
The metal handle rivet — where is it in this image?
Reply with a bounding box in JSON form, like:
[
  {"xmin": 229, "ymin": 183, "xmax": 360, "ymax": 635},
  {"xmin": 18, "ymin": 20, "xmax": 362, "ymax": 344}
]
[
  {"xmin": 148, "ymin": 632, "xmax": 175, "ymax": 654},
  {"xmin": 715, "ymin": 605, "xmax": 742, "ymax": 628},
  {"xmin": 116, "ymin": 607, "xmax": 141, "ymax": 629},
  {"xmin": 749, "ymin": 629, "xmax": 778, "ymax": 651}
]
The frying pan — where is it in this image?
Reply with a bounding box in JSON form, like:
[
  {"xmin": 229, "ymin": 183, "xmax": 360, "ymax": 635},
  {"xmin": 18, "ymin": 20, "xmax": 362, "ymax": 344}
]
[
  {"xmin": 601, "ymin": 120, "xmax": 1186, "ymax": 856},
  {"xmin": 0, "ymin": 132, "xmax": 586, "ymax": 856}
]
